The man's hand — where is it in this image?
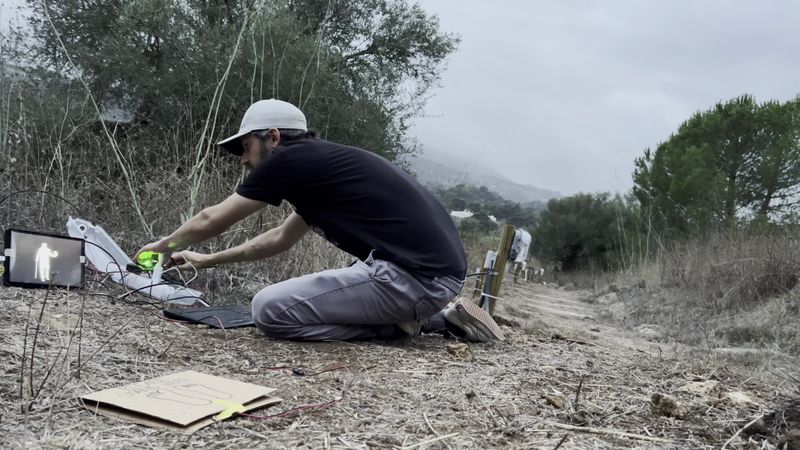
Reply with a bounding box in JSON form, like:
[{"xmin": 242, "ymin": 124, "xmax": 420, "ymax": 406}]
[
  {"xmin": 166, "ymin": 250, "xmax": 214, "ymax": 271},
  {"xmin": 134, "ymin": 239, "xmax": 171, "ymax": 262}
]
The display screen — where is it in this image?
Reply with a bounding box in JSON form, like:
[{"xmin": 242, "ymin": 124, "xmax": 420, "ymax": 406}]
[{"xmin": 3, "ymin": 229, "xmax": 84, "ymax": 288}]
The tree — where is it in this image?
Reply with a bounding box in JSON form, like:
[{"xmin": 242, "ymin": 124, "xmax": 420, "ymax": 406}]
[
  {"xmin": 459, "ymin": 213, "xmax": 497, "ymax": 235},
  {"xmin": 18, "ymin": 0, "xmax": 458, "ymax": 161},
  {"xmin": 744, "ymin": 98, "xmax": 800, "ymax": 219},
  {"xmin": 534, "ymin": 193, "xmax": 634, "ymax": 270},
  {"xmin": 432, "ymin": 183, "xmax": 539, "ymax": 229},
  {"xmin": 3, "ymin": 0, "xmax": 458, "ymax": 234},
  {"xmin": 633, "ymin": 95, "xmax": 800, "ymax": 234}
]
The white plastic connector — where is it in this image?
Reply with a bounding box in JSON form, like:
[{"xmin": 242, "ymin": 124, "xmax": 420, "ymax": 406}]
[{"xmin": 67, "ymin": 217, "xmax": 207, "ymax": 306}]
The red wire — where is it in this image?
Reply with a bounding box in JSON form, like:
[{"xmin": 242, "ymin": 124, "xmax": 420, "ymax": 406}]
[
  {"xmin": 209, "ymin": 315, "xmax": 226, "ymax": 333},
  {"xmin": 241, "ymin": 378, "xmax": 346, "ymax": 420},
  {"xmin": 241, "ymin": 365, "xmax": 349, "ymax": 420}
]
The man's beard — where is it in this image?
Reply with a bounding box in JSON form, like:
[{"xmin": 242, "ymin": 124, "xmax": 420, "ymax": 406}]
[
  {"xmin": 259, "ymin": 141, "xmax": 271, "ymax": 160},
  {"xmin": 244, "ymin": 142, "xmax": 271, "ymax": 170}
]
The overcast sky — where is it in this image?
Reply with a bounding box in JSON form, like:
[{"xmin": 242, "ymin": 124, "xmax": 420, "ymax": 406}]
[{"xmin": 411, "ymin": 1, "xmax": 800, "ymax": 195}]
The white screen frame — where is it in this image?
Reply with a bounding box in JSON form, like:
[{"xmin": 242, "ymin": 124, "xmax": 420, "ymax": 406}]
[{"xmin": 3, "ymin": 229, "xmax": 85, "ymax": 289}]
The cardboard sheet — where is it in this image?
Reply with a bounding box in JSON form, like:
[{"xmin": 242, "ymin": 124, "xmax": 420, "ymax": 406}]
[{"xmin": 80, "ymin": 370, "xmax": 281, "ymax": 433}]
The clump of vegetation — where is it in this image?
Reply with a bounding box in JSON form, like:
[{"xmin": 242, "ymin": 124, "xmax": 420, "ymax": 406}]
[
  {"xmin": 663, "ymin": 230, "xmax": 800, "ymax": 309},
  {"xmin": 618, "ymin": 229, "xmax": 800, "ymax": 355},
  {"xmin": 633, "ymin": 95, "xmax": 800, "ymax": 233},
  {"xmin": 533, "ymin": 192, "xmax": 641, "ymax": 272}
]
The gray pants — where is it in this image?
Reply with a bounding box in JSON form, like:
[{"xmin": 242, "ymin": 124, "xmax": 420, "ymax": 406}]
[{"xmin": 251, "ymin": 254, "xmax": 464, "ymax": 341}]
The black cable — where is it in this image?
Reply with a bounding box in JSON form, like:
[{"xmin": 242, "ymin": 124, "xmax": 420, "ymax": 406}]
[
  {"xmin": 83, "ymin": 241, "xmax": 129, "ymax": 274},
  {"xmin": 465, "ymin": 270, "xmax": 492, "ymax": 278},
  {"xmin": 83, "ymin": 240, "xmax": 138, "ymax": 288},
  {"xmin": 84, "ymin": 289, "xmax": 205, "ymax": 309},
  {"xmin": 162, "ymin": 295, "xmax": 208, "ymax": 303},
  {"xmin": 84, "ymin": 291, "xmax": 165, "ymax": 309},
  {"xmin": 0, "ymin": 189, "xmax": 84, "ymax": 218},
  {"xmin": 121, "ymin": 294, "xmax": 207, "ymax": 310}
]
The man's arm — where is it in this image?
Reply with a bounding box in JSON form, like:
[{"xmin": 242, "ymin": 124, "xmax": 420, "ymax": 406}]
[
  {"xmin": 172, "ymin": 212, "xmax": 309, "ymax": 269},
  {"xmin": 142, "ymin": 193, "xmax": 266, "ymax": 253}
]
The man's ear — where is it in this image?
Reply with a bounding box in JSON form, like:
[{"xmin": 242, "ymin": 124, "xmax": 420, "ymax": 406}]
[{"xmin": 268, "ymin": 128, "xmax": 281, "ymax": 144}]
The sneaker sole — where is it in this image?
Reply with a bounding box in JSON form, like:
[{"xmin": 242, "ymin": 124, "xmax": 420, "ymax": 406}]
[
  {"xmin": 454, "ymin": 298, "xmax": 505, "ymax": 341},
  {"xmin": 445, "ymin": 310, "xmax": 488, "ymax": 342}
]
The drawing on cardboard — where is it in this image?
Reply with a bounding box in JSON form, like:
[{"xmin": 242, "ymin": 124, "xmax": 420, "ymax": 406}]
[{"xmin": 121, "ymin": 377, "xmax": 233, "ymax": 406}]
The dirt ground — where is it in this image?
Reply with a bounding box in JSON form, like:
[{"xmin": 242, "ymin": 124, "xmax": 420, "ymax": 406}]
[{"xmin": 1, "ymin": 279, "xmax": 798, "ymax": 449}]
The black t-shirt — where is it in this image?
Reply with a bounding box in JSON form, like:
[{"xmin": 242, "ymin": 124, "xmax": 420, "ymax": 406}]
[{"xmin": 235, "ymin": 139, "xmax": 467, "ymax": 278}]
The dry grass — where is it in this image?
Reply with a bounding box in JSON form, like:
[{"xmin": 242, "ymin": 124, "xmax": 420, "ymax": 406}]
[
  {"xmin": 460, "ymin": 232, "xmax": 501, "ymax": 275},
  {"xmin": 660, "ymin": 232, "xmax": 800, "ymax": 309},
  {"xmin": 587, "ymin": 231, "xmax": 800, "ymax": 357},
  {"xmin": 1, "ymin": 276, "xmax": 798, "ymax": 449}
]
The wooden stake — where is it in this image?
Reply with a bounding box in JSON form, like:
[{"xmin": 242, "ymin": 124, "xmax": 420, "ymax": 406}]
[{"xmin": 488, "ymin": 224, "xmax": 515, "ymax": 315}]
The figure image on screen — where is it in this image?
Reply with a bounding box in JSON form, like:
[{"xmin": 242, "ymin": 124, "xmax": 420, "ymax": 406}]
[
  {"xmin": 35, "ymin": 243, "xmax": 59, "ymax": 281},
  {"xmin": 5, "ymin": 230, "xmax": 84, "ymax": 288}
]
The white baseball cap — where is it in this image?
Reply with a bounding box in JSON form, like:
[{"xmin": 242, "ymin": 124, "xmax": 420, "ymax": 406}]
[{"xmin": 218, "ymin": 99, "xmax": 307, "ymax": 155}]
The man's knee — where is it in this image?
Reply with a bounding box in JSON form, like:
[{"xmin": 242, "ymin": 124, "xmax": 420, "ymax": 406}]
[{"xmin": 251, "ymin": 288, "xmax": 290, "ymax": 334}]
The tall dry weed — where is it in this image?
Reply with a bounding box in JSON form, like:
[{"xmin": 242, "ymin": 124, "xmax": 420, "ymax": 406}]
[
  {"xmin": 620, "ymin": 230, "xmax": 800, "ymax": 355},
  {"xmin": 662, "ymin": 231, "xmax": 800, "ymax": 309}
]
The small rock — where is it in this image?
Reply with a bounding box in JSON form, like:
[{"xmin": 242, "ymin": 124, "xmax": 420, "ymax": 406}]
[
  {"xmin": 678, "ymin": 380, "xmax": 719, "ymax": 397},
  {"xmin": 779, "ymin": 428, "xmax": 800, "ymax": 450},
  {"xmin": 543, "ymin": 394, "xmax": 565, "ymax": 409},
  {"xmin": 493, "ymin": 315, "xmax": 521, "ymax": 328},
  {"xmin": 563, "ymin": 282, "xmax": 576, "ymax": 291},
  {"xmin": 712, "ymin": 347, "xmax": 771, "ymax": 360},
  {"xmin": 608, "ymin": 283, "xmax": 619, "ymax": 292},
  {"xmin": 636, "ymin": 324, "xmax": 663, "ymax": 340},
  {"xmin": 446, "ymin": 343, "xmax": 473, "ymax": 360},
  {"xmin": 741, "ymin": 418, "xmax": 769, "ymax": 437},
  {"xmin": 596, "ymin": 292, "xmax": 620, "ymax": 305},
  {"xmin": 650, "ymin": 393, "xmax": 686, "ymax": 419},
  {"xmin": 724, "ymin": 391, "xmax": 760, "ymax": 406},
  {"xmin": 571, "ymin": 410, "xmax": 590, "ymax": 426}
]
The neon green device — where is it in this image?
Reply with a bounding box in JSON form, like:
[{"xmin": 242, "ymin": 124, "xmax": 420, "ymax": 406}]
[{"xmin": 136, "ymin": 251, "xmax": 164, "ymax": 272}]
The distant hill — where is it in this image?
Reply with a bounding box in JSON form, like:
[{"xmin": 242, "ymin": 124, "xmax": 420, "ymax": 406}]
[{"xmin": 408, "ymin": 148, "xmax": 561, "ymax": 204}]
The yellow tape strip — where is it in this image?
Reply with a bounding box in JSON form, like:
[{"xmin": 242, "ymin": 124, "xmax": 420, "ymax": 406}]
[{"xmin": 213, "ymin": 399, "xmax": 246, "ymax": 420}]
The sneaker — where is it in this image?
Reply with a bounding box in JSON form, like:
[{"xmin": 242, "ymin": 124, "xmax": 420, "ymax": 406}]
[
  {"xmin": 397, "ymin": 321, "xmax": 422, "ymax": 337},
  {"xmin": 443, "ymin": 298, "xmax": 505, "ymax": 342}
]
